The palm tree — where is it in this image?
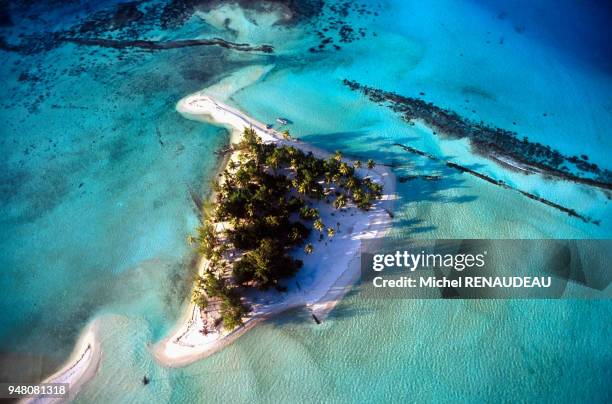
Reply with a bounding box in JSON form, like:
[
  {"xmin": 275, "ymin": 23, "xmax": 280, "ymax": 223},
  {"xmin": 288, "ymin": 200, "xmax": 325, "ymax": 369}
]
[
  {"xmin": 235, "ymin": 169, "xmax": 250, "ymax": 187},
  {"xmin": 245, "ymin": 203, "xmax": 256, "ymax": 218},
  {"xmin": 345, "ymin": 177, "xmax": 357, "ymax": 193},
  {"xmin": 310, "ymin": 207, "xmax": 320, "ymax": 220},
  {"xmin": 323, "ymin": 174, "xmax": 332, "ymax": 193},
  {"xmin": 367, "ymin": 159, "xmax": 375, "ymax": 170},
  {"xmin": 327, "ymin": 227, "xmax": 335, "ymax": 238},
  {"xmin": 353, "ymin": 160, "xmax": 362, "ymax": 169},
  {"xmin": 333, "ymin": 150, "xmax": 343, "ymax": 162},
  {"xmin": 289, "ymin": 228, "xmax": 301, "ymax": 243},
  {"xmin": 313, "ymin": 219, "xmax": 325, "ymax": 233},
  {"xmin": 339, "ymin": 162, "xmax": 351, "ymax": 176},
  {"xmin": 353, "ymin": 189, "xmax": 364, "ymax": 206},
  {"xmin": 333, "ymin": 194, "xmax": 347, "ymax": 209},
  {"xmin": 304, "ymin": 243, "xmax": 314, "ymax": 254},
  {"xmin": 191, "ymin": 289, "xmax": 208, "ymax": 308},
  {"xmin": 197, "ymin": 223, "xmax": 217, "ymax": 259},
  {"xmin": 266, "ymin": 153, "xmax": 280, "ymax": 173},
  {"xmin": 265, "ymin": 215, "xmax": 281, "ymax": 227},
  {"xmin": 241, "ymin": 127, "xmax": 260, "ymax": 150},
  {"xmin": 298, "ymin": 181, "xmax": 309, "ymax": 195}
]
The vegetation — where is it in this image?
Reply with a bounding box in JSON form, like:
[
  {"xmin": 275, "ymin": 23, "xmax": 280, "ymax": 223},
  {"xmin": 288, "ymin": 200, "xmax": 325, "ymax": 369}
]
[
  {"xmin": 190, "ymin": 128, "xmax": 383, "ymax": 331},
  {"xmin": 232, "ymin": 238, "xmax": 303, "ymax": 288},
  {"xmin": 304, "ymin": 243, "xmax": 314, "ymax": 254}
]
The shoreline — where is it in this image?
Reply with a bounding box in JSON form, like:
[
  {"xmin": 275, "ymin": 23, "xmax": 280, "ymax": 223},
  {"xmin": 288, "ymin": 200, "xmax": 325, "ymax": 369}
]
[
  {"xmin": 28, "ymin": 66, "xmax": 397, "ymax": 395},
  {"xmin": 19, "ymin": 64, "xmax": 281, "ymax": 398},
  {"xmin": 152, "ymin": 93, "xmax": 396, "ymax": 367},
  {"xmin": 22, "ymin": 320, "xmax": 101, "ymax": 404}
]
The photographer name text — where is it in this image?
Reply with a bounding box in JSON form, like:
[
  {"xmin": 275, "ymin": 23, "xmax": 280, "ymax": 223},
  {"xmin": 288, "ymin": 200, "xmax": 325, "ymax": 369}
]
[{"xmin": 372, "ymin": 276, "xmax": 552, "ymax": 289}]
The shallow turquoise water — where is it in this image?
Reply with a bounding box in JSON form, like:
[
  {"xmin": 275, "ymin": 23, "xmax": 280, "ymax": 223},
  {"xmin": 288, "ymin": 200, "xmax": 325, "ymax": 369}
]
[
  {"xmin": 0, "ymin": 16, "xmax": 245, "ymax": 379},
  {"xmin": 1, "ymin": 0, "xmax": 610, "ymax": 402},
  {"xmin": 75, "ymin": 299, "xmax": 612, "ymax": 403}
]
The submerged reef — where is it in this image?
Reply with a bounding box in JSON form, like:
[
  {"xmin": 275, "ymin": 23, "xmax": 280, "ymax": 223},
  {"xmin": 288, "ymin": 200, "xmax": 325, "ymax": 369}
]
[
  {"xmin": 62, "ymin": 37, "xmax": 273, "ymax": 53},
  {"xmin": 343, "ymin": 79, "xmax": 612, "ymax": 191},
  {"xmin": 0, "ymin": 0, "xmax": 280, "ymax": 55},
  {"xmin": 393, "ymin": 143, "xmax": 597, "ymax": 225},
  {"xmin": 309, "ymin": 1, "xmax": 381, "ymax": 53}
]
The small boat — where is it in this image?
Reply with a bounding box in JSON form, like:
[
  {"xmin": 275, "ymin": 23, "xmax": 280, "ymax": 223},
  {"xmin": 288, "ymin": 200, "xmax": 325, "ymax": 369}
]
[
  {"xmin": 276, "ymin": 117, "xmax": 289, "ymax": 125},
  {"xmin": 266, "ymin": 124, "xmax": 273, "ymax": 129}
]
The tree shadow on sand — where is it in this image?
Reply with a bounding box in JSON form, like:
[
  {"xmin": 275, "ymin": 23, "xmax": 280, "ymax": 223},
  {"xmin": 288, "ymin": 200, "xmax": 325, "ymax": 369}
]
[
  {"xmin": 303, "ymin": 128, "xmax": 481, "ymax": 216},
  {"xmin": 259, "ymin": 130, "xmax": 486, "ymax": 328},
  {"xmin": 268, "ymin": 285, "xmax": 377, "ymax": 329}
]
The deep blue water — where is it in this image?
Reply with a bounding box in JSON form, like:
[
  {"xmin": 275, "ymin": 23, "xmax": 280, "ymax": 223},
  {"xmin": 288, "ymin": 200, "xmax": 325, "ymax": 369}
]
[{"xmin": 472, "ymin": 0, "xmax": 612, "ymax": 72}]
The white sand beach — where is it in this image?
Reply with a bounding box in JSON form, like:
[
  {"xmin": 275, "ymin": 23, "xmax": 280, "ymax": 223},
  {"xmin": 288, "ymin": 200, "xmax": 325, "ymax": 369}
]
[
  {"xmin": 36, "ymin": 65, "xmax": 397, "ymax": 394},
  {"xmin": 22, "ymin": 321, "xmax": 101, "ymax": 404},
  {"xmin": 153, "ymin": 87, "xmax": 396, "ymax": 367}
]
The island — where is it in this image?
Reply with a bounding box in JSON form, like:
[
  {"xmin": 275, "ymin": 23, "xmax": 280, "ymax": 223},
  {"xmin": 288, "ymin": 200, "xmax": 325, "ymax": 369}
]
[
  {"xmin": 28, "ymin": 86, "xmax": 396, "ymax": 398},
  {"xmin": 153, "ymin": 94, "xmax": 396, "ymax": 366}
]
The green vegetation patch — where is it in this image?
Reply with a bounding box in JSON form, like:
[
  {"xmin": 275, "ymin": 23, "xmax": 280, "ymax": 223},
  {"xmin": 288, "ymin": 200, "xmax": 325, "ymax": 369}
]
[{"xmin": 191, "ymin": 128, "xmax": 382, "ymax": 330}]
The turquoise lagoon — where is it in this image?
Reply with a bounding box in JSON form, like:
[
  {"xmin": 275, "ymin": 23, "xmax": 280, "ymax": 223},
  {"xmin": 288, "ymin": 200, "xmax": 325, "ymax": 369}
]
[{"xmin": 0, "ymin": 0, "xmax": 610, "ymax": 402}]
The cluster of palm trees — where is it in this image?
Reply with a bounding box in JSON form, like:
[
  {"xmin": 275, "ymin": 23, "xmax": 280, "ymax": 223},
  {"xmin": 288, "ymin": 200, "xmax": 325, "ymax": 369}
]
[
  {"xmin": 189, "ymin": 128, "xmax": 384, "ymax": 331},
  {"xmin": 191, "ymin": 272, "xmax": 246, "ymax": 331}
]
